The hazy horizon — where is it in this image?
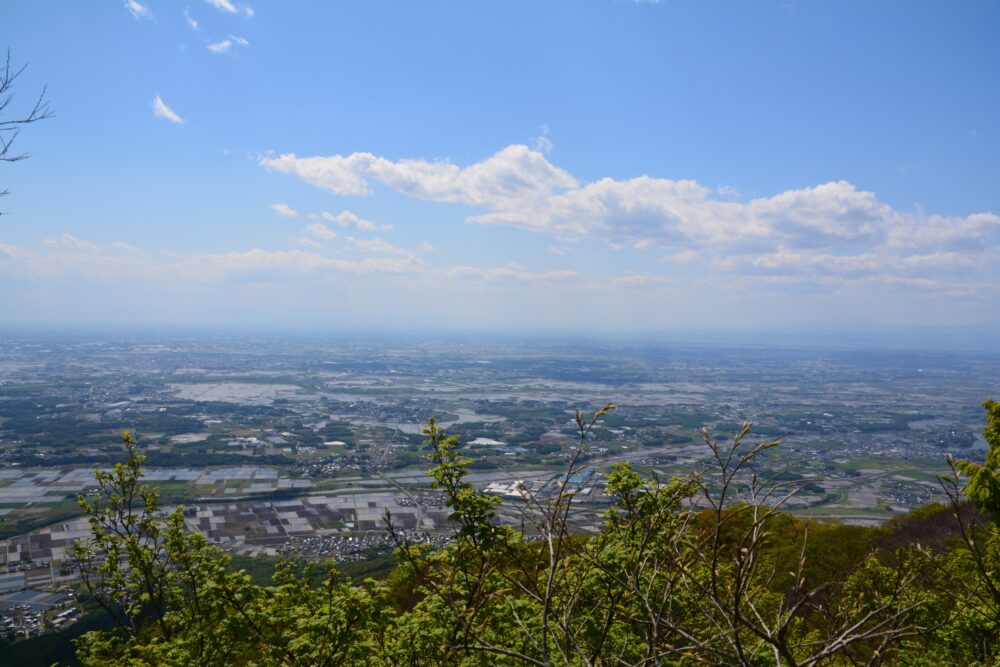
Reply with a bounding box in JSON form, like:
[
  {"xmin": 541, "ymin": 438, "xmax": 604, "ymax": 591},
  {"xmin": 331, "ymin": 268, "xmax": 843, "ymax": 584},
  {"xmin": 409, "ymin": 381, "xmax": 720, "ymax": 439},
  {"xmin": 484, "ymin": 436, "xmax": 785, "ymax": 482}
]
[{"xmin": 2, "ymin": 320, "xmax": 999, "ymax": 355}]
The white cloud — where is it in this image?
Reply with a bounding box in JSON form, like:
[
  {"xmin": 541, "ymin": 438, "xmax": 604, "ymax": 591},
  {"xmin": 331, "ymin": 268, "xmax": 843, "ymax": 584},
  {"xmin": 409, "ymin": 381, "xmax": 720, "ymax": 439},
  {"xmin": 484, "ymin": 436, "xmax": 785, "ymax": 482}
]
[
  {"xmin": 207, "ymin": 35, "xmax": 249, "ymax": 54},
  {"xmin": 658, "ymin": 249, "xmax": 700, "ymax": 265},
  {"xmin": 446, "ymin": 262, "xmax": 579, "ymax": 283},
  {"xmin": 181, "ymin": 249, "xmax": 418, "ymax": 278},
  {"xmin": 532, "ymin": 125, "xmax": 553, "ymax": 154},
  {"xmin": 0, "ymin": 242, "xmax": 31, "ymax": 260},
  {"xmin": 546, "ymin": 246, "xmax": 568, "ymax": 256},
  {"xmin": 261, "ymin": 144, "xmax": 578, "ymax": 206},
  {"xmin": 270, "ymin": 202, "xmax": 298, "ymax": 218},
  {"xmin": 205, "ymin": 0, "xmax": 237, "ymax": 12},
  {"xmin": 261, "ymin": 143, "xmax": 1000, "ymax": 291},
  {"xmin": 346, "ymin": 237, "xmax": 416, "ymax": 260},
  {"xmin": 183, "ymin": 8, "xmax": 199, "ymax": 30},
  {"xmin": 205, "ymin": 0, "xmax": 253, "ymax": 16},
  {"xmin": 320, "ymin": 210, "xmax": 390, "ymax": 231},
  {"xmin": 125, "ymin": 0, "xmax": 153, "ymax": 20},
  {"xmin": 5, "ymin": 240, "xmax": 422, "ymax": 284},
  {"xmin": 58, "ymin": 234, "xmax": 101, "ymax": 252},
  {"xmin": 306, "ymin": 223, "xmax": 337, "ymax": 242},
  {"xmin": 613, "ymin": 272, "xmax": 673, "ymax": 287},
  {"xmin": 724, "ymin": 246, "xmax": 991, "ymax": 278},
  {"xmin": 419, "ymin": 241, "xmax": 437, "ymax": 252},
  {"xmin": 152, "ymin": 96, "xmax": 184, "ymax": 124}
]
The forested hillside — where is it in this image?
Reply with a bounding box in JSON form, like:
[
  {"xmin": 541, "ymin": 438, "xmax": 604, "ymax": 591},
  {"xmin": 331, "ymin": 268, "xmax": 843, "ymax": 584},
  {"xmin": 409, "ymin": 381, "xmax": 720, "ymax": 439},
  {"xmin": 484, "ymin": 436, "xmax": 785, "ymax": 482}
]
[{"xmin": 33, "ymin": 401, "xmax": 1000, "ymax": 665}]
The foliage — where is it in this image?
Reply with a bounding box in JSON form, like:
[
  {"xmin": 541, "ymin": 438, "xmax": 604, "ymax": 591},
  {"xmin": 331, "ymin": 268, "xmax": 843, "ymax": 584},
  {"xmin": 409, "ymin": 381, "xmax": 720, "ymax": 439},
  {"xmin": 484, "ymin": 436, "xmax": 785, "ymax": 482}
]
[{"xmin": 61, "ymin": 400, "xmax": 1000, "ymax": 665}]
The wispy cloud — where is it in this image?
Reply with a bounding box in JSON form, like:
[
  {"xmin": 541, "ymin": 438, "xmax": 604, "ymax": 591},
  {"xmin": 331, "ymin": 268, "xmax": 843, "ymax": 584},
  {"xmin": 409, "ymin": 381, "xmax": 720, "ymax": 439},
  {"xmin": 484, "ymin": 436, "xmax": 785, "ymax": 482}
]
[
  {"xmin": 613, "ymin": 272, "xmax": 674, "ymax": 288},
  {"xmin": 4, "ymin": 231, "xmax": 995, "ymax": 331},
  {"xmin": 320, "ymin": 210, "xmax": 391, "ymax": 232},
  {"xmin": 269, "ymin": 203, "xmax": 298, "ymax": 218},
  {"xmin": 125, "ymin": 0, "xmax": 153, "ymax": 21},
  {"xmin": 152, "ymin": 96, "xmax": 184, "ymax": 124},
  {"xmin": 446, "ymin": 262, "xmax": 579, "ymax": 284},
  {"xmin": 55, "ymin": 234, "xmax": 101, "ymax": 252},
  {"xmin": 183, "ymin": 8, "xmax": 199, "ymax": 30},
  {"xmin": 532, "ymin": 124, "xmax": 553, "ymax": 154},
  {"xmin": 658, "ymin": 249, "xmax": 700, "ymax": 265},
  {"xmin": 205, "ymin": 0, "xmax": 254, "ymax": 17},
  {"xmin": 4, "ymin": 236, "xmax": 422, "ymax": 283},
  {"xmin": 207, "ymin": 35, "xmax": 249, "ymax": 54},
  {"xmin": 306, "ymin": 223, "xmax": 336, "ymax": 242},
  {"xmin": 0, "ymin": 242, "xmax": 32, "ymax": 260},
  {"xmin": 346, "ymin": 237, "xmax": 418, "ymax": 261}
]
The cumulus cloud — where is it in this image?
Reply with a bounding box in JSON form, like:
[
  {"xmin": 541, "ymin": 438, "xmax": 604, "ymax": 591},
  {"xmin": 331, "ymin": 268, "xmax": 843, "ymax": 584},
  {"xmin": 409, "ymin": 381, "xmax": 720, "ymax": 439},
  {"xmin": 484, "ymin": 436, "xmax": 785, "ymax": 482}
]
[
  {"xmin": 207, "ymin": 35, "xmax": 249, "ymax": 53},
  {"xmin": 152, "ymin": 96, "xmax": 184, "ymax": 124},
  {"xmin": 261, "ymin": 143, "xmax": 1000, "ymax": 291},
  {"xmin": 270, "ymin": 202, "xmax": 298, "ymax": 218},
  {"xmin": 261, "ymin": 144, "xmax": 578, "ymax": 206},
  {"xmin": 320, "ymin": 210, "xmax": 390, "ymax": 231},
  {"xmin": 125, "ymin": 0, "xmax": 153, "ymax": 20}
]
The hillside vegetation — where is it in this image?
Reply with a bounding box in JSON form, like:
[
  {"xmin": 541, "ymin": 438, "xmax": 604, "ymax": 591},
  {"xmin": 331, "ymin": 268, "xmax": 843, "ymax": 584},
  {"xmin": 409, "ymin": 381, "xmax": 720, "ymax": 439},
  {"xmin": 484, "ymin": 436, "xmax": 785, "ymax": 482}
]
[{"xmin": 61, "ymin": 400, "xmax": 1000, "ymax": 665}]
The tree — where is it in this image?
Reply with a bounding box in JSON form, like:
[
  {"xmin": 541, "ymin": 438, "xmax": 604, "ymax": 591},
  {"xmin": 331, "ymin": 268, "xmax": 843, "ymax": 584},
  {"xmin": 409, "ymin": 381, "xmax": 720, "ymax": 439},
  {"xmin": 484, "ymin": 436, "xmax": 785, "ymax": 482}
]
[
  {"xmin": 70, "ymin": 406, "xmax": 943, "ymax": 666},
  {"xmin": 924, "ymin": 399, "xmax": 1000, "ymax": 663},
  {"xmin": 0, "ymin": 48, "xmax": 52, "ymax": 209}
]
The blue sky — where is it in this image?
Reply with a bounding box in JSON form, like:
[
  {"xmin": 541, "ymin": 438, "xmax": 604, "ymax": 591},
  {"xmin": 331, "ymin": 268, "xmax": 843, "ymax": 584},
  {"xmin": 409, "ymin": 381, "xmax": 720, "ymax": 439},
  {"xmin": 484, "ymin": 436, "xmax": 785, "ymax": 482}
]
[{"xmin": 1, "ymin": 1, "xmax": 998, "ymax": 332}]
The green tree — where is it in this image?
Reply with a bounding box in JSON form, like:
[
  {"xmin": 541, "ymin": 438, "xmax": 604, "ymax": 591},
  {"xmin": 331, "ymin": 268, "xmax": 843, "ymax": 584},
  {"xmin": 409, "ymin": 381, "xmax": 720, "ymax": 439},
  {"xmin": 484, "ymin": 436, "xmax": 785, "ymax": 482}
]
[{"xmin": 71, "ymin": 407, "xmax": 947, "ymax": 666}]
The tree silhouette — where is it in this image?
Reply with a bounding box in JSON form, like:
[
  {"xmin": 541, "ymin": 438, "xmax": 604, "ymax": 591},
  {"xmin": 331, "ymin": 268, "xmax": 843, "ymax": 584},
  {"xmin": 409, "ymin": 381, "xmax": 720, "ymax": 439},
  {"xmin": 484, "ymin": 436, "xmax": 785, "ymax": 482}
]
[{"xmin": 0, "ymin": 48, "xmax": 52, "ymax": 210}]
